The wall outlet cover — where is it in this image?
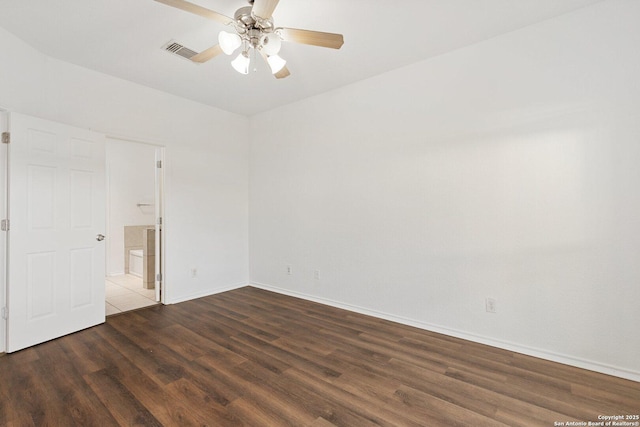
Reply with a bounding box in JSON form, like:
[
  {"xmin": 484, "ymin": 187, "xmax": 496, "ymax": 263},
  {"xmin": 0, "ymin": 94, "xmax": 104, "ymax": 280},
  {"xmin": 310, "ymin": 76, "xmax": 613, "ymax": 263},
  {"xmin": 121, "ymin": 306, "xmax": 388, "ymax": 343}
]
[{"xmin": 486, "ymin": 298, "xmax": 497, "ymax": 313}]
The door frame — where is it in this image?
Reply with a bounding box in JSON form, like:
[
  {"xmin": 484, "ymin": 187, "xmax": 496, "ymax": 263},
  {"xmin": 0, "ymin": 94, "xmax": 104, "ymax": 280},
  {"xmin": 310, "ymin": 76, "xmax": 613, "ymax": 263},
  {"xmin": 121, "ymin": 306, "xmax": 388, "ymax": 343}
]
[
  {"xmin": 104, "ymin": 134, "xmax": 166, "ymax": 304},
  {"xmin": 154, "ymin": 147, "xmax": 165, "ymax": 303},
  {"xmin": 0, "ymin": 108, "xmax": 9, "ymax": 353}
]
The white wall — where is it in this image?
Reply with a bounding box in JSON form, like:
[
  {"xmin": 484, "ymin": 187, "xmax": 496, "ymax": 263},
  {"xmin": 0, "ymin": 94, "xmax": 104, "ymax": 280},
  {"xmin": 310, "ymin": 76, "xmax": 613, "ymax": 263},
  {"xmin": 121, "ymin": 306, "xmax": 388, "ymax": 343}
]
[
  {"xmin": 106, "ymin": 138, "xmax": 157, "ymax": 276},
  {"xmin": 0, "ymin": 24, "xmax": 250, "ymax": 320},
  {"xmin": 249, "ymin": 0, "xmax": 640, "ymax": 380}
]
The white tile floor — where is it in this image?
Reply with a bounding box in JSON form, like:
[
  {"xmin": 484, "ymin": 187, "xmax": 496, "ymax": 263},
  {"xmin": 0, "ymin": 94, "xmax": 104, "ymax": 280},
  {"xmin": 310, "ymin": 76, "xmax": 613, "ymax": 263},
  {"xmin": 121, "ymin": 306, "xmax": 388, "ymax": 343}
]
[{"xmin": 105, "ymin": 274, "xmax": 158, "ymax": 316}]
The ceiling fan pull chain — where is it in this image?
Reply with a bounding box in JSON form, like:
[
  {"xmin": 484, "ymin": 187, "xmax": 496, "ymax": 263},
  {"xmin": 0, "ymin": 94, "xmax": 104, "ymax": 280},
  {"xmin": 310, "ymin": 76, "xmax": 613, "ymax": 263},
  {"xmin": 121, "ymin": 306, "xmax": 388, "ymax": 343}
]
[{"xmin": 253, "ymin": 49, "xmax": 258, "ymax": 73}]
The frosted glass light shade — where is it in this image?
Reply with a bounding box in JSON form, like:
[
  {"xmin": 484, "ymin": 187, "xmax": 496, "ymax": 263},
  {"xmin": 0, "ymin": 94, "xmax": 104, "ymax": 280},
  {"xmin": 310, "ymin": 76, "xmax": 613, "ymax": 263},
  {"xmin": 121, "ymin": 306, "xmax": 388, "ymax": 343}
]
[
  {"xmin": 231, "ymin": 52, "xmax": 250, "ymax": 74},
  {"xmin": 261, "ymin": 34, "xmax": 282, "ymax": 56},
  {"xmin": 267, "ymin": 54, "xmax": 286, "ymax": 74},
  {"xmin": 218, "ymin": 31, "xmax": 242, "ymax": 55}
]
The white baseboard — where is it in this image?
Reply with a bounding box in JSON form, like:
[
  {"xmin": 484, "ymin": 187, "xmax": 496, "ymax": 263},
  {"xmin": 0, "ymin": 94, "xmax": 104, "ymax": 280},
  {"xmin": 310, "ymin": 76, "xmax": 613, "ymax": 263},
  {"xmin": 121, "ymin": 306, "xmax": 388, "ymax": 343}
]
[
  {"xmin": 106, "ymin": 271, "xmax": 125, "ymax": 277},
  {"xmin": 250, "ymin": 281, "xmax": 640, "ymax": 383},
  {"xmin": 166, "ymin": 282, "xmax": 249, "ymax": 305}
]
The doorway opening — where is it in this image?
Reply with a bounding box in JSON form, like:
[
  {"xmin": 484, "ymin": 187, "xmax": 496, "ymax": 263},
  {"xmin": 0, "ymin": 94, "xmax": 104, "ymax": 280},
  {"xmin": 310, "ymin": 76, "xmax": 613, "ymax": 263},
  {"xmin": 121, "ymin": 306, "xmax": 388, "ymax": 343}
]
[{"xmin": 105, "ymin": 137, "xmax": 164, "ymax": 315}]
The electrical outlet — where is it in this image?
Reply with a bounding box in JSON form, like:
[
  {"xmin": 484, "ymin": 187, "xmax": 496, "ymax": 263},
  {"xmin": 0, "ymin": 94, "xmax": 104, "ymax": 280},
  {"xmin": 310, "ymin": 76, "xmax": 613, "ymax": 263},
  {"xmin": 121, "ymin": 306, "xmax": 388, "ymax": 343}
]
[
  {"xmin": 314, "ymin": 270, "xmax": 320, "ymax": 280},
  {"xmin": 190, "ymin": 268, "xmax": 197, "ymax": 278},
  {"xmin": 486, "ymin": 298, "xmax": 497, "ymax": 313},
  {"xmin": 286, "ymin": 265, "xmax": 292, "ymax": 275}
]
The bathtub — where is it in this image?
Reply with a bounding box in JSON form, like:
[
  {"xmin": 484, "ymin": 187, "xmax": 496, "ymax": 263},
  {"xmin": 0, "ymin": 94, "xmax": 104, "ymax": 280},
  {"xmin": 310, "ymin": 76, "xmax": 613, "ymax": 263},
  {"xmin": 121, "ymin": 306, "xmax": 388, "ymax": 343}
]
[{"xmin": 129, "ymin": 249, "xmax": 143, "ymax": 277}]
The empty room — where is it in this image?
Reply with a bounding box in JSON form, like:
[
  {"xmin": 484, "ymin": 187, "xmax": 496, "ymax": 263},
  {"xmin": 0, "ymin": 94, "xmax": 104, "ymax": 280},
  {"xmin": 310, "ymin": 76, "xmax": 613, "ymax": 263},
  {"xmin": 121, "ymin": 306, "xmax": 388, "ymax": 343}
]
[{"xmin": 0, "ymin": 0, "xmax": 639, "ymax": 425}]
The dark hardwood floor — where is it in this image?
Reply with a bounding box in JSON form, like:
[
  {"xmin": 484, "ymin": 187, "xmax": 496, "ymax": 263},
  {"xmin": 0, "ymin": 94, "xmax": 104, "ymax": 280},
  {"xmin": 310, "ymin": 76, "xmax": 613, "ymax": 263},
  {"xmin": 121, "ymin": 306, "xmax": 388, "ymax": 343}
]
[{"xmin": 1, "ymin": 286, "xmax": 638, "ymax": 426}]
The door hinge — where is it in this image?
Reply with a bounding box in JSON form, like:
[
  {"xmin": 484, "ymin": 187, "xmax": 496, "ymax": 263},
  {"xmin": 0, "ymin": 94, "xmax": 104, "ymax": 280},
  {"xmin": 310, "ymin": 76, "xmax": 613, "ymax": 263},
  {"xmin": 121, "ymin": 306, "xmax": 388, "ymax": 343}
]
[
  {"xmin": 1, "ymin": 307, "xmax": 7, "ymax": 320},
  {"xmin": 156, "ymin": 160, "xmax": 162, "ymax": 168},
  {"xmin": 156, "ymin": 273, "xmax": 162, "ymax": 282},
  {"xmin": 1, "ymin": 132, "xmax": 9, "ymax": 144},
  {"xmin": 1, "ymin": 219, "xmax": 9, "ymax": 231},
  {"xmin": 157, "ymin": 217, "xmax": 162, "ymax": 225}
]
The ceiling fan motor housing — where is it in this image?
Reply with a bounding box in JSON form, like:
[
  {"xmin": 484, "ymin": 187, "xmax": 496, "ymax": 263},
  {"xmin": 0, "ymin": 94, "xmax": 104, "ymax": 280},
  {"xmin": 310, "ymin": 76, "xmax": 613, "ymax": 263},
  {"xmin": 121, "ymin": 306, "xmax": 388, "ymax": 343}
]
[{"xmin": 233, "ymin": 5, "xmax": 277, "ymax": 51}]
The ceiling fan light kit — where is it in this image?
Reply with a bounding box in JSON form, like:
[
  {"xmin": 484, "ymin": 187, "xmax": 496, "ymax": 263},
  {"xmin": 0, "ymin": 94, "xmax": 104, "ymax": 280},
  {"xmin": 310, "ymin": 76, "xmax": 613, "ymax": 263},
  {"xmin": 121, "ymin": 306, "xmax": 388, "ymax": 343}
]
[
  {"xmin": 266, "ymin": 54, "xmax": 286, "ymax": 74},
  {"xmin": 155, "ymin": 0, "xmax": 344, "ymax": 79},
  {"xmin": 218, "ymin": 31, "xmax": 242, "ymax": 55},
  {"xmin": 261, "ymin": 34, "xmax": 281, "ymax": 56},
  {"xmin": 231, "ymin": 51, "xmax": 251, "ymax": 74}
]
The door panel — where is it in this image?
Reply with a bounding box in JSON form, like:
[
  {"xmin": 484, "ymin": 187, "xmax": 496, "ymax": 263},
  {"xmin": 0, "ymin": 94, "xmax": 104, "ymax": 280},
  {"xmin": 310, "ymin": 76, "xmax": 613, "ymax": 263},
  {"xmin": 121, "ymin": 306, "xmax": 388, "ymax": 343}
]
[
  {"xmin": 27, "ymin": 251, "xmax": 55, "ymax": 319},
  {"xmin": 7, "ymin": 113, "xmax": 106, "ymax": 352}
]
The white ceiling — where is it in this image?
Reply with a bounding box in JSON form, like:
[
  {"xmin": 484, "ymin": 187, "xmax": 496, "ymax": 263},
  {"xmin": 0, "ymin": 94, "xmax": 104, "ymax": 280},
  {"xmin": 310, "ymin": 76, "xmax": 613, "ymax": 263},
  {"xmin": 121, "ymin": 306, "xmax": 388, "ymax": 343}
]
[{"xmin": 0, "ymin": 0, "xmax": 602, "ymax": 116}]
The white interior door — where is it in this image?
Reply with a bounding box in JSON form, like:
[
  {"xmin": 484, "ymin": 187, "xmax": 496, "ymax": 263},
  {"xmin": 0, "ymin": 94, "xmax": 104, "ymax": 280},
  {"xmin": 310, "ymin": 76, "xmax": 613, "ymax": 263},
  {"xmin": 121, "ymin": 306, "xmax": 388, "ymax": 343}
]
[{"xmin": 7, "ymin": 113, "xmax": 106, "ymax": 352}]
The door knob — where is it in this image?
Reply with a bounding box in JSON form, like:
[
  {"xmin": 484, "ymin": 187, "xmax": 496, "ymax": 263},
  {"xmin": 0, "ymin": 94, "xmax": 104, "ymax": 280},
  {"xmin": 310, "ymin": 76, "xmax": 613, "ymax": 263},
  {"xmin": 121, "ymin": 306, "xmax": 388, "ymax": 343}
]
[{"xmin": 96, "ymin": 234, "xmax": 105, "ymax": 241}]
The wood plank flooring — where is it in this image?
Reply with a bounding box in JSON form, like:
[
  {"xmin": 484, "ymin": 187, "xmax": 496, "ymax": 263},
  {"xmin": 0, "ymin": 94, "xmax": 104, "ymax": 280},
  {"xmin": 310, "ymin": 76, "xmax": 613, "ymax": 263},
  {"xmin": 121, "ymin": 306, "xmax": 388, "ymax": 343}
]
[{"xmin": 1, "ymin": 286, "xmax": 638, "ymax": 426}]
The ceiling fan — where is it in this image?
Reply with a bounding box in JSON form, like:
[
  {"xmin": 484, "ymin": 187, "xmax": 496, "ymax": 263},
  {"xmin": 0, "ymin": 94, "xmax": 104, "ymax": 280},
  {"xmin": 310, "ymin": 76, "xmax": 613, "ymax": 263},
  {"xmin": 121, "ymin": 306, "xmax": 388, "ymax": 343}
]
[{"xmin": 154, "ymin": 0, "xmax": 344, "ymax": 79}]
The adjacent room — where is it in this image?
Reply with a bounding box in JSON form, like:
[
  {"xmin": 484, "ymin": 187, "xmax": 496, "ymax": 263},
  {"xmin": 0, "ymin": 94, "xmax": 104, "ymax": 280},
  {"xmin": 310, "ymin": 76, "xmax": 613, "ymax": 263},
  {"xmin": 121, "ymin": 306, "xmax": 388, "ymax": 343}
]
[{"xmin": 0, "ymin": 0, "xmax": 638, "ymax": 425}]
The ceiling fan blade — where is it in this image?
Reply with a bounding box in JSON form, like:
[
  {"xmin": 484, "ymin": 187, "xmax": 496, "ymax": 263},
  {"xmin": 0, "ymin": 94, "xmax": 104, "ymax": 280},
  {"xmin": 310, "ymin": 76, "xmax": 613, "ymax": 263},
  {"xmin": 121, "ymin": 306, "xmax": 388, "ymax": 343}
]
[
  {"xmin": 190, "ymin": 44, "xmax": 223, "ymax": 63},
  {"xmin": 252, "ymin": 0, "xmax": 280, "ymax": 20},
  {"xmin": 154, "ymin": 0, "xmax": 234, "ymax": 25},
  {"xmin": 274, "ymin": 65, "xmax": 290, "ymax": 79},
  {"xmin": 279, "ymin": 28, "xmax": 344, "ymax": 49}
]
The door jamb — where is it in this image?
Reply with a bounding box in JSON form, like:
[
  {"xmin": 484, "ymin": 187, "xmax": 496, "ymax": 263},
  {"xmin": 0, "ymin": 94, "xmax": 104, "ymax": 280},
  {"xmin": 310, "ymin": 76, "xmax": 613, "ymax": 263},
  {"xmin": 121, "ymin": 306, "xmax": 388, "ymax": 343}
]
[{"xmin": 0, "ymin": 107, "xmax": 9, "ymax": 353}]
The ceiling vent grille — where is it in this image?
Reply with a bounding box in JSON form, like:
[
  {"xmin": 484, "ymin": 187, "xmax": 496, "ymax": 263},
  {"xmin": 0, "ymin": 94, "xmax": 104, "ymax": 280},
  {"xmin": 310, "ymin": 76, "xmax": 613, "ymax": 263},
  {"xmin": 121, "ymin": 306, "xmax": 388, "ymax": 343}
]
[{"xmin": 163, "ymin": 41, "xmax": 198, "ymax": 60}]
